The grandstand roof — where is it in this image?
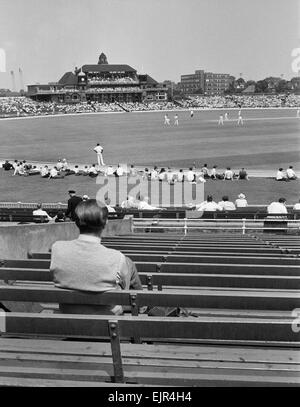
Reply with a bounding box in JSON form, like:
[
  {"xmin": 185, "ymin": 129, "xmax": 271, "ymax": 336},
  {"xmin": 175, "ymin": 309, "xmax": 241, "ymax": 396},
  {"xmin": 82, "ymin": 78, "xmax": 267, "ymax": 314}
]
[
  {"xmin": 140, "ymin": 74, "xmax": 158, "ymax": 85},
  {"xmin": 58, "ymin": 72, "xmax": 78, "ymax": 86},
  {"xmin": 82, "ymin": 64, "xmax": 136, "ymax": 73}
]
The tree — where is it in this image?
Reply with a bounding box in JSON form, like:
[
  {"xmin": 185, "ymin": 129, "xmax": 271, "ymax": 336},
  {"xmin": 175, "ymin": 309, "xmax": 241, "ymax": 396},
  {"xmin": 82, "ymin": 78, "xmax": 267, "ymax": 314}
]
[
  {"xmin": 275, "ymin": 80, "xmax": 289, "ymax": 93},
  {"xmin": 255, "ymin": 80, "xmax": 268, "ymax": 93}
]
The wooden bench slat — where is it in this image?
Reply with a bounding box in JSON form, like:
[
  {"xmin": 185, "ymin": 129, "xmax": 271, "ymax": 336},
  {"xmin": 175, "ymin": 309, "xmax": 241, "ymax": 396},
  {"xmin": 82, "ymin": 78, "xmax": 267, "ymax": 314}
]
[{"xmin": 1, "ymin": 286, "xmax": 299, "ymax": 311}]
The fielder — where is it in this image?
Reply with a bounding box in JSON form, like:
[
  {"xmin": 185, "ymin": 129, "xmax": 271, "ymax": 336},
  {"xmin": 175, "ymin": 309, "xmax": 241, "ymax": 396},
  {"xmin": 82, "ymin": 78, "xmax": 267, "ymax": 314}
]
[{"xmin": 94, "ymin": 143, "xmax": 105, "ymax": 166}]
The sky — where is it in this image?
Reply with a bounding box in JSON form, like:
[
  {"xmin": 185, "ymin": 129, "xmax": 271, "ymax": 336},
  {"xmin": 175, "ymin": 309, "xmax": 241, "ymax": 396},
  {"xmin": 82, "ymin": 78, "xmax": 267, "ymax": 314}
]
[{"xmin": 0, "ymin": 0, "xmax": 299, "ymax": 90}]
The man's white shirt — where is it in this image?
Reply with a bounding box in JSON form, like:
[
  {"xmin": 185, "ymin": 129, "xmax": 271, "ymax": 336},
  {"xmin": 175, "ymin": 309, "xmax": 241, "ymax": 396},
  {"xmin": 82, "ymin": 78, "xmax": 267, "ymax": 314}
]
[
  {"xmin": 276, "ymin": 171, "xmax": 284, "ymax": 180},
  {"xmin": 287, "ymin": 168, "xmax": 296, "ymax": 178},
  {"xmin": 235, "ymin": 198, "xmax": 248, "ymax": 207},
  {"xmin": 267, "ymin": 202, "xmax": 287, "ymax": 214},
  {"xmin": 33, "ymin": 209, "xmax": 52, "ymax": 220},
  {"xmin": 94, "ymin": 146, "xmax": 103, "ymax": 154},
  {"xmin": 197, "ymin": 201, "xmax": 222, "ymax": 211},
  {"xmin": 186, "ymin": 170, "xmax": 195, "ymax": 182}
]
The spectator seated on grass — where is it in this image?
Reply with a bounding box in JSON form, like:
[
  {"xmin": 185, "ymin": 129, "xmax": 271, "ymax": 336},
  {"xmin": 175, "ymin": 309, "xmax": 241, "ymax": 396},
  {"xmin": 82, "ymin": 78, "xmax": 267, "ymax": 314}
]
[
  {"xmin": 218, "ymin": 196, "xmax": 236, "ymax": 211},
  {"xmin": 186, "ymin": 167, "xmax": 196, "ymax": 183},
  {"xmin": 196, "ymin": 195, "xmax": 222, "ymax": 212},
  {"xmin": 286, "ymin": 165, "xmax": 297, "ymax": 180},
  {"xmin": 237, "ymin": 168, "xmax": 249, "ymax": 180},
  {"xmin": 210, "ymin": 165, "xmax": 218, "ymax": 180},
  {"xmin": 88, "ymin": 164, "xmax": 98, "ymax": 178},
  {"xmin": 276, "ymin": 168, "xmax": 287, "ymax": 181},
  {"xmin": 198, "ymin": 170, "xmax": 206, "ymax": 183},
  {"xmin": 150, "ymin": 166, "xmax": 159, "ymax": 180},
  {"xmin": 129, "ymin": 164, "xmax": 137, "ymax": 177},
  {"xmin": 105, "ymin": 165, "xmax": 114, "ymax": 176},
  {"xmin": 114, "ymin": 164, "xmax": 125, "ymax": 177},
  {"xmin": 56, "ymin": 159, "xmax": 63, "ymax": 171},
  {"xmin": 235, "ymin": 193, "xmax": 248, "ymax": 208},
  {"xmin": 267, "ymin": 197, "xmax": 287, "ymax": 215},
  {"xmin": 166, "ymin": 168, "xmax": 175, "ymax": 184},
  {"xmin": 82, "ymin": 165, "xmax": 89, "ymax": 176},
  {"xmin": 177, "ymin": 169, "xmax": 184, "ymax": 182},
  {"xmin": 33, "ymin": 203, "xmax": 53, "ymax": 221},
  {"xmin": 224, "ymin": 167, "xmax": 234, "ymax": 181},
  {"xmin": 27, "ymin": 165, "xmax": 40, "ymax": 176},
  {"xmin": 49, "ymin": 166, "xmax": 64, "ymax": 179},
  {"xmin": 2, "ymin": 160, "xmax": 13, "ymax": 171},
  {"xmin": 158, "ymin": 168, "xmax": 166, "ymax": 181},
  {"xmin": 51, "ymin": 199, "xmax": 142, "ymax": 315},
  {"xmin": 40, "ymin": 165, "xmax": 49, "ymax": 178},
  {"xmin": 201, "ymin": 164, "xmax": 209, "ymax": 179}
]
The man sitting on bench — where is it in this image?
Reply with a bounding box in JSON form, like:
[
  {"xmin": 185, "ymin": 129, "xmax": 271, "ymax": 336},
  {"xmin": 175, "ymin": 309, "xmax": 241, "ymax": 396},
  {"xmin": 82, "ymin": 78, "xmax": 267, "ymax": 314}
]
[{"xmin": 50, "ymin": 199, "xmax": 142, "ymax": 315}]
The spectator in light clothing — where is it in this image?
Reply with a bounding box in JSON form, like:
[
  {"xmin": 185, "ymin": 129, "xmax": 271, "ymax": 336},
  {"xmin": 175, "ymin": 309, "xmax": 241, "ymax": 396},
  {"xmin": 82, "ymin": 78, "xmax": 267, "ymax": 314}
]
[
  {"xmin": 177, "ymin": 169, "xmax": 184, "ymax": 182},
  {"xmin": 138, "ymin": 197, "xmax": 165, "ymax": 210},
  {"xmin": 196, "ymin": 195, "xmax": 222, "ymax": 212},
  {"xmin": 33, "ymin": 204, "xmax": 53, "ymax": 221},
  {"xmin": 276, "ymin": 168, "xmax": 287, "ymax": 181},
  {"xmin": 267, "ymin": 198, "xmax": 287, "ymax": 215},
  {"xmin": 218, "ymin": 196, "xmax": 236, "ymax": 211},
  {"xmin": 293, "ymin": 199, "xmax": 300, "ymax": 210},
  {"xmin": 51, "ymin": 200, "xmax": 142, "ymax": 315},
  {"xmin": 211, "ymin": 165, "xmax": 217, "ymax": 180},
  {"xmin": 286, "ymin": 166, "xmax": 297, "ymax": 180},
  {"xmin": 40, "ymin": 165, "xmax": 49, "ymax": 178},
  {"xmin": 224, "ymin": 167, "xmax": 234, "ymax": 181},
  {"xmin": 151, "ymin": 166, "xmax": 159, "ymax": 180},
  {"xmin": 235, "ymin": 193, "xmax": 248, "ymax": 208},
  {"xmin": 186, "ymin": 167, "xmax": 196, "ymax": 183}
]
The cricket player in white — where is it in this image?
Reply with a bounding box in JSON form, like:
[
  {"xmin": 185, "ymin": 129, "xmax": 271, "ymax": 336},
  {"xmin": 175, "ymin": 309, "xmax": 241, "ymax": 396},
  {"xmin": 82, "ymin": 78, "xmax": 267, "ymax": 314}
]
[
  {"xmin": 224, "ymin": 112, "xmax": 229, "ymax": 121},
  {"xmin": 94, "ymin": 143, "xmax": 105, "ymax": 166},
  {"xmin": 164, "ymin": 114, "xmax": 170, "ymax": 125},
  {"xmin": 297, "ymin": 109, "xmax": 300, "ymax": 118},
  {"xmin": 174, "ymin": 114, "xmax": 179, "ymax": 125},
  {"xmin": 237, "ymin": 110, "xmax": 244, "ymax": 125},
  {"xmin": 218, "ymin": 114, "xmax": 224, "ymax": 125}
]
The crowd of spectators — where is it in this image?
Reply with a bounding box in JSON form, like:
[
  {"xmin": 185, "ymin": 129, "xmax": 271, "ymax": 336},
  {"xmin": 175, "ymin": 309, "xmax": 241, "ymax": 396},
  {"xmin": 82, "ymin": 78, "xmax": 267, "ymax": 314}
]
[
  {"xmin": 182, "ymin": 94, "xmax": 300, "ymax": 109},
  {"xmin": 1, "ymin": 94, "xmax": 299, "ymax": 119},
  {"xmin": 88, "ymin": 75, "xmax": 138, "ymax": 85}
]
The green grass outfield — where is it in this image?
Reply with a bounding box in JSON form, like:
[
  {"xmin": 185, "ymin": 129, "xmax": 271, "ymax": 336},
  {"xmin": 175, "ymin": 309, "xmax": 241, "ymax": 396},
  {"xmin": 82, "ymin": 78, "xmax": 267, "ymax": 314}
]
[
  {"xmin": 0, "ymin": 108, "xmax": 299, "ymax": 204},
  {"xmin": 0, "ymin": 169, "xmax": 299, "ymax": 205}
]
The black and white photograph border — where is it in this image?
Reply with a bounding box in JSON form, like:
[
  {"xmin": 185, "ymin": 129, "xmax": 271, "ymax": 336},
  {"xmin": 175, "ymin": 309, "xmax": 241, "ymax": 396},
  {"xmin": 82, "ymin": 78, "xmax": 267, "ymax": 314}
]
[{"xmin": 0, "ymin": 0, "xmax": 299, "ymax": 393}]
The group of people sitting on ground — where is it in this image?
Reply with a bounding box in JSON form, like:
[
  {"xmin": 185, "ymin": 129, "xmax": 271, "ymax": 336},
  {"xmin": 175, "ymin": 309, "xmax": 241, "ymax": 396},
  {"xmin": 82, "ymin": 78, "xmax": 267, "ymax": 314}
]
[
  {"xmin": 3, "ymin": 159, "xmax": 299, "ymax": 185},
  {"xmin": 114, "ymin": 164, "xmax": 250, "ymax": 184},
  {"xmin": 276, "ymin": 166, "xmax": 297, "ymax": 181}
]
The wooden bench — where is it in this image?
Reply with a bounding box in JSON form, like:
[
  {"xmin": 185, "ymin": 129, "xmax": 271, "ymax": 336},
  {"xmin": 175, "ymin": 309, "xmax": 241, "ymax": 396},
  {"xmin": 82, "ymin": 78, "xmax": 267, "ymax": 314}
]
[
  {"xmin": 27, "ymin": 252, "xmax": 300, "ymax": 265},
  {"xmin": 1, "ymin": 314, "xmax": 299, "ymax": 386},
  {"xmin": 1, "ymin": 267, "xmax": 300, "ymax": 290},
  {"xmin": 2, "ymin": 259, "xmax": 300, "ymax": 276},
  {"xmin": 1, "ymin": 285, "xmax": 299, "ymax": 313}
]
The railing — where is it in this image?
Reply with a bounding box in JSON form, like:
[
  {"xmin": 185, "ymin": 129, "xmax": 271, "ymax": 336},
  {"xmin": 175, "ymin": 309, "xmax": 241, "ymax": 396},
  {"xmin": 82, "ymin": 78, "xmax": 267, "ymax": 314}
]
[
  {"xmin": 132, "ymin": 218, "xmax": 300, "ymax": 235},
  {"xmin": 0, "ymin": 202, "xmax": 67, "ymax": 209}
]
